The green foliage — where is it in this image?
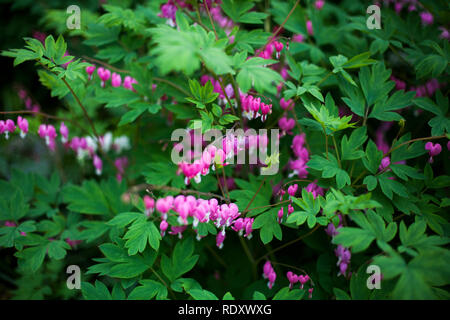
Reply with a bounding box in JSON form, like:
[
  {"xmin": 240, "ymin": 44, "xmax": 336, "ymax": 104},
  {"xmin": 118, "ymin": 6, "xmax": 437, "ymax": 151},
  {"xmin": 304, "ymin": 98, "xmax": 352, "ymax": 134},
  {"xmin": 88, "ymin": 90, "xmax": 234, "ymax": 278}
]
[{"xmin": 1, "ymin": 0, "xmax": 449, "ymax": 302}]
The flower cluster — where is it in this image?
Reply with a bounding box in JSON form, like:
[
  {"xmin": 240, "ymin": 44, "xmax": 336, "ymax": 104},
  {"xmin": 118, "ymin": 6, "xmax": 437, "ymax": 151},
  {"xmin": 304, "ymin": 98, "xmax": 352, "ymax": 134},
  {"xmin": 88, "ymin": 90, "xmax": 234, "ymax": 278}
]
[
  {"xmin": 146, "ymin": 194, "xmax": 253, "ymax": 249},
  {"xmin": 325, "ymin": 214, "xmax": 351, "ymax": 277},
  {"xmin": 278, "ymin": 117, "xmax": 295, "ymax": 135},
  {"xmin": 4, "ymin": 221, "xmax": 26, "ymax": 236},
  {"xmin": 17, "ymin": 86, "xmax": 40, "ymax": 113},
  {"xmin": 240, "ymin": 94, "xmax": 273, "ymax": 122},
  {"xmin": 256, "ymin": 40, "xmax": 284, "ymax": 60},
  {"xmin": 288, "ymin": 133, "xmax": 310, "ymax": 178},
  {"xmin": 305, "ymin": 181, "xmax": 324, "ymax": 199},
  {"xmin": 0, "ymin": 115, "xmax": 131, "ymax": 178},
  {"xmin": 262, "ymin": 261, "xmax": 277, "ymax": 289},
  {"xmin": 0, "ymin": 119, "xmax": 17, "ymax": 140},
  {"xmin": 380, "ymin": 0, "xmax": 450, "ymax": 39},
  {"xmin": 175, "ymin": 130, "xmax": 269, "ymax": 185},
  {"xmin": 86, "ymin": 65, "xmax": 138, "ymax": 91},
  {"xmin": 425, "ymin": 142, "xmax": 442, "ymax": 163},
  {"xmin": 286, "ymin": 271, "xmax": 311, "ymax": 290}
]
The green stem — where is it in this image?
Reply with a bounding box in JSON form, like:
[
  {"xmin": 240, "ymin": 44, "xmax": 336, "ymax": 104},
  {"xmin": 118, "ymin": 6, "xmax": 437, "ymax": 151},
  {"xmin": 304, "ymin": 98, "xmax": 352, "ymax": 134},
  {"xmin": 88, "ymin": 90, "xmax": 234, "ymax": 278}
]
[
  {"xmin": 332, "ymin": 135, "xmax": 341, "ymax": 168},
  {"xmin": 244, "ymin": 177, "xmax": 266, "ymax": 213},
  {"xmin": 221, "ymin": 166, "xmax": 231, "ymax": 201},
  {"xmin": 239, "ymin": 236, "xmax": 257, "ymax": 280},
  {"xmin": 151, "ymin": 267, "xmax": 176, "ymax": 299},
  {"xmin": 384, "ymin": 134, "xmax": 446, "ymax": 158},
  {"xmin": 317, "ymin": 71, "xmax": 332, "ymax": 87},
  {"xmin": 255, "ymin": 225, "xmax": 320, "ymax": 264},
  {"xmin": 322, "ymin": 126, "xmax": 329, "ymax": 160},
  {"xmin": 203, "ymin": 1, "xmax": 218, "ymax": 40},
  {"xmin": 244, "ymin": 200, "xmax": 290, "ymax": 215},
  {"xmin": 61, "ymin": 77, "xmax": 100, "ymax": 140}
]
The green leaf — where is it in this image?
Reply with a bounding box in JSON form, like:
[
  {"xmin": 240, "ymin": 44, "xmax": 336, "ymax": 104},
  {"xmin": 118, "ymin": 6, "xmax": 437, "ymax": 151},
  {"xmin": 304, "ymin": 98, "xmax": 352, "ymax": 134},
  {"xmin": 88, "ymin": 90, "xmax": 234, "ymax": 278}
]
[
  {"xmin": 359, "ymin": 63, "xmax": 393, "ymax": 107},
  {"xmin": 273, "ymin": 287, "xmax": 305, "ymax": 300},
  {"xmin": 308, "ymin": 154, "xmax": 351, "ymax": 189},
  {"xmin": 222, "ymin": 0, "xmax": 267, "ymax": 24},
  {"xmin": 363, "ymin": 175, "xmax": 378, "ymax": 191},
  {"xmin": 287, "ymin": 189, "xmax": 321, "ymax": 228},
  {"xmin": 62, "ymin": 181, "xmax": 110, "ymax": 215},
  {"xmin": 236, "ymin": 57, "xmax": 283, "ymax": 93},
  {"xmin": 0, "ymin": 191, "xmax": 29, "ymax": 221},
  {"xmin": 81, "ymin": 280, "xmax": 112, "ymax": 300},
  {"xmin": 377, "ymin": 173, "xmax": 409, "ymax": 200},
  {"xmin": 123, "ymin": 216, "xmax": 161, "ymax": 255},
  {"xmin": 189, "ymin": 289, "xmax": 219, "ymax": 300},
  {"xmin": 144, "ymin": 161, "xmax": 180, "ymax": 187},
  {"xmin": 341, "ymin": 126, "xmax": 368, "ymax": 160},
  {"xmin": 128, "ymin": 280, "xmax": 168, "ymax": 300},
  {"xmin": 370, "ymin": 90, "xmax": 416, "ymax": 121},
  {"xmin": 150, "ymin": 20, "xmax": 233, "ymax": 76},
  {"xmin": 252, "ymin": 209, "xmax": 282, "ymax": 244},
  {"xmin": 223, "ymin": 292, "xmax": 235, "ymax": 300},
  {"xmin": 161, "ymin": 238, "xmax": 199, "ymax": 282},
  {"xmin": 15, "ymin": 244, "xmax": 47, "ymax": 272},
  {"xmin": 362, "ymin": 140, "xmax": 383, "ymax": 174},
  {"xmin": 333, "ymin": 210, "xmax": 397, "ymax": 252},
  {"xmin": 333, "ymin": 288, "xmax": 351, "ymax": 300}
]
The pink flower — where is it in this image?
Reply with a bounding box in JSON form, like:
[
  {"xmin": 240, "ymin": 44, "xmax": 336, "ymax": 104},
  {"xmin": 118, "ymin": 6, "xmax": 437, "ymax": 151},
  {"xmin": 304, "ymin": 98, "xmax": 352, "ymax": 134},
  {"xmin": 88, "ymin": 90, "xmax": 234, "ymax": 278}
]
[
  {"xmin": 86, "ymin": 65, "xmax": 95, "ymax": 80},
  {"xmin": 425, "ymin": 142, "xmax": 442, "ymax": 163},
  {"xmin": 278, "ymin": 117, "xmax": 295, "ymax": 135},
  {"xmin": 111, "ymin": 72, "xmax": 122, "ymax": 87},
  {"xmin": 156, "ymin": 197, "xmax": 172, "ymax": 218},
  {"xmin": 160, "ymin": 220, "xmax": 168, "ymax": 237},
  {"xmin": 38, "ymin": 124, "xmax": 57, "ymax": 150},
  {"xmin": 304, "ymin": 181, "xmax": 324, "ymax": 199},
  {"xmin": 325, "ymin": 222, "xmax": 339, "ymax": 237},
  {"xmin": 379, "ymin": 156, "xmax": 390, "ymax": 171},
  {"xmin": 169, "ymin": 225, "xmax": 187, "ymax": 239},
  {"xmin": 439, "ymin": 27, "xmax": 450, "ymax": 40},
  {"xmin": 288, "ymin": 204, "xmax": 294, "ymax": 215},
  {"xmin": 143, "ymin": 195, "xmax": 155, "ymax": 216},
  {"xmin": 97, "ymin": 67, "xmax": 111, "ymax": 87},
  {"xmin": 60, "ymin": 122, "xmax": 69, "ymax": 143},
  {"xmin": 123, "ymin": 76, "xmax": 138, "ymax": 90},
  {"xmin": 114, "ymin": 157, "xmax": 128, "ymax": 182},
  {"xmin": 298, "ymin": 274, "xmax": 310, "ymax": 289},
  {"xmin": 4, "ymin": 221, "xmax": 16, "ymax": 227},
  {"xmin": 315, "ymin": 0, "xmax": 324, "ymax": 10},
  {"xmin": 277, "ymin": 207, "xmax": 284, "ymax": 223},
  {"xmin": 66, "ymin": 238, "xmax": 82, "ymax": 248},
  {"xmin": 420, "ymin": 12, "xmax": 433, "ymax": 25},
  {"xmin": 93, "ymin": 155, "xmax": 102, "ymax": 175},
  {"xmin": 292, "ymin": 34, "xmax": 304, "ymax": 43},
  {"xmin": 268, "ymin": 271, "xmax": 276, "ymax": 289},
  {"xmin": 216, "ymin": 231, "xmax": 226, "ymax": 249},
  {"xmin": 287, "ymin": 271, "xmax": 299, "ymax": 289},
  {"xmin": 335, "ymin": 245, "xmax": 351, "ymax": 277},
  {"xmin": 263, "ymin": 261, "xmax": 277, "ymax": 289},
  {"xmin": 289, "ymin": 158, "xmax": 309, "ymax": 178},
  {"xmin": 280, "ymin": 98, "xmax": 293, "ymax": 110},
  {"xmin": 17, "ymin": 116, "xmax": 28, "ymax": 138},
  {"xmin": 1, "ymin": 119, "xmax": 16, "ymax": 139},
  {"xmin": 306, "ymin": 20, "xmax": 314, "ymax": 36},
  {"xmin": 288, "ymin": 184, "xmax": 298, "ymax": 197}
]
